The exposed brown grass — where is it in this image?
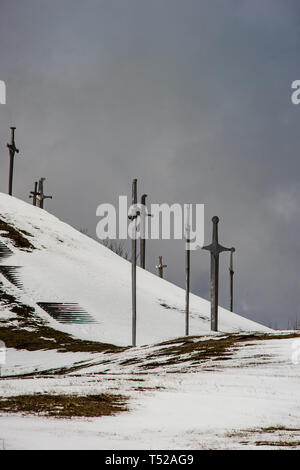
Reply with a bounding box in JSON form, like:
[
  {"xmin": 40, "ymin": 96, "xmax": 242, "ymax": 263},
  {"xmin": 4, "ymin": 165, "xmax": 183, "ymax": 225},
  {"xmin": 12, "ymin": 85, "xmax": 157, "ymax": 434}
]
[
  {"xmin": 0, "ymin": 218, "xmax": 34, "ymax": 250},
  {"xmin": 255, "ymin": 440, "xmax": 300, "ymax": 448},
  {"xmin": 0, "ymin": 394, "xmax": 128, "ymax": 418},
  {"xmin": 141, "ymin": 335, "xmax": 246, "ymax": 369},
  {"xmin": 227, "ymin": 426, "xmax": 300, "ymax": 448},
  {"xmin": 0, "ymin": 283, "xmax": 123, "ymax": 355},
  {"xmin": 256, "ymin": 426, "xmax": 300, "ymax": 433},
  {"xmin": 140, "ymin": 332, "xmax": 300, "ymax": 369}
]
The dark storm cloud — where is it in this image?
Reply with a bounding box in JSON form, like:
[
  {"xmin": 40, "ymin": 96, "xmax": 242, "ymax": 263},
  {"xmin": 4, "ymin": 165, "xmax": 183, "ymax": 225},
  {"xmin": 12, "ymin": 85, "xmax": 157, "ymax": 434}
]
[{"xmin": 1, "ymin": 0, "xmax": 300, "ymax": 328}]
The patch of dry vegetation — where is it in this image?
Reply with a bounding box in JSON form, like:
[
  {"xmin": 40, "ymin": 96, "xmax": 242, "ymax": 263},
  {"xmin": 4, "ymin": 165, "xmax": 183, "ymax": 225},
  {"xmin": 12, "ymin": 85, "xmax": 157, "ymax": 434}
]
[
  {"xmin": 0, "ymin": 394, "xmax": 128, "ymax": 418},
  {"xmin": 0, "ymin": 283, "xmax": 123, "ymax": 355},
  {"xmin": 255, "ymin": 440, "xmax": 300, "ymax": 447},
  {"xmin": 0, "ymin": 219, "xmax": 34, "ymax": 250},
  {"xmin": 227, "ymin": 426, "xmax": 300, "ymax": 448},
  {"xmin": 140, "ymin": 332, "xmax": 300, "ymax": 369}
]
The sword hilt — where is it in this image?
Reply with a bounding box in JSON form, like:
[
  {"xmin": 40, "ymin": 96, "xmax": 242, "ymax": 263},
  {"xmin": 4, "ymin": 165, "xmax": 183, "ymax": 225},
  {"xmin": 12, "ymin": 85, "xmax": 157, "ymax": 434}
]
[{"xmin": 7, "ymin": 127, "xmax": 19, "ymax": 154}]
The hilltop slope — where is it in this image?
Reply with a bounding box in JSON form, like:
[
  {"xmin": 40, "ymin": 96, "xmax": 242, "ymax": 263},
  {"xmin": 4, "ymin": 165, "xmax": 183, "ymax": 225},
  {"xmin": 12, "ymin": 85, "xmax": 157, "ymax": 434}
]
[{"xmin": 0, "ymin": 193, "xmax": 270, "ymax": 346}]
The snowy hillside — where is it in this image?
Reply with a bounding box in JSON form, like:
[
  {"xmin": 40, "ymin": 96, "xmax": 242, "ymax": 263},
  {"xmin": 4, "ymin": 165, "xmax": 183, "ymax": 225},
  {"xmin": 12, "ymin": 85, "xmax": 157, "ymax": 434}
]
[
  {"xmin": 2, "ymin": 194, "xmax": 300, "ymax": 451},
  {"xmin": 0, "ymin": 193, "xmax": 270, "ymax": 347}
]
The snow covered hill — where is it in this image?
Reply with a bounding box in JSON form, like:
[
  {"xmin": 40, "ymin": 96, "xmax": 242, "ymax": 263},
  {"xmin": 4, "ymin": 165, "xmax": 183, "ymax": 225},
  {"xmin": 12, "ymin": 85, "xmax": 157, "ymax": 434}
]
[
  {"xmin": 2, "ymin": 194, "xmax": 300, "ymax": 451},
  {"xmin": 0, "ymin": 193, "xmax": 270, "ymax": 347}
]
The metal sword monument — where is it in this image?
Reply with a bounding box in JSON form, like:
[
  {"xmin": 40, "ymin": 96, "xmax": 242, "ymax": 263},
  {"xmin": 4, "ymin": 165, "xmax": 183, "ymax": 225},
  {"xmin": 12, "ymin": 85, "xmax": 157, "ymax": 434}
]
[
  {"xmin": 155, "ymin": 256, "xmax": 167, "ymax": 279},
  {"xmin": 140, "ymin": 194, "xmax": 147, "ymax": 269},
  {"xmin": 37, "ymin": 177, "xmax": 52, "ymax": 209},
  {"xmin": 128, "ymin": 178, "xmax": 139, "ymax": 347},
  {"xmin": 229, "ymin": 247, "xmax": 235, "ymax": 312},
  {"xmin": 7, "ymin": 127, "xmax": 19, "ymax": 196},
  {"xmin": 29, "ymin": 181, "xmax": 39, "ymax": 206},
  {"xmin": 202, "ymin": 216, "xmax": 233, "ymax": 332},
  {"xmin": 185, "ymin": 204, "xmax": 191, "ymax": 336}
]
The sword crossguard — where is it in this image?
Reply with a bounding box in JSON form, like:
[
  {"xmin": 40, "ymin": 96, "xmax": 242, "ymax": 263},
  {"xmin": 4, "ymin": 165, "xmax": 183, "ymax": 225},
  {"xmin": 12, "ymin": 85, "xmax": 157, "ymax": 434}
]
[
  {"xmin": 128, "ymin": 210, "xmax": 140, "ymax": 221},
  {"xmin": 38, "ymin": 194, "xmax": 52, "ymax": 200},
  {"xmin": 6, "ymin": 143, "xmax": 19, "ymax": 154},
  {"xmin": 202, "ymin": 216, "xmax": 231, "ymax": 257},
  {"xmin": 7, "ymin": 127, "xmax": 19, "ymax": 154}
]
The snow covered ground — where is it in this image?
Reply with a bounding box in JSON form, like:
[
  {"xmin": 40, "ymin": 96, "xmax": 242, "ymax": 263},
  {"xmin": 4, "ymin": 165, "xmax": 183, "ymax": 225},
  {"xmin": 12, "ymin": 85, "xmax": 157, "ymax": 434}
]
[
  {"xmin": 0, "ymin": 193, "xmax": 270, "ymax": 348},
  {"xmin": 1, "ymin": 194, "xmax": 298, "ymax": 450},
  {"xmin": 0, "ymin": 334, "xmax": 300, "ymax": 450}
]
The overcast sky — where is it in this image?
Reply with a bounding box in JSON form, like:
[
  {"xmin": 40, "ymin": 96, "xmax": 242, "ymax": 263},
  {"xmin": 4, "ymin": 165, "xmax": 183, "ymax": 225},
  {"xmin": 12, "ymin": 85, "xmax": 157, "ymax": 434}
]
[{"xmin": 1, "ymin": 0, "xmax": 300, "ymax": 328}]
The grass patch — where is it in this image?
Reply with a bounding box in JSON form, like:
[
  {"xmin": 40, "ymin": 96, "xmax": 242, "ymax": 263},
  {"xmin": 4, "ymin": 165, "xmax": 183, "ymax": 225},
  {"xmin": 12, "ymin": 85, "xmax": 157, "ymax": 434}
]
[
  {"xmin": 0, "ymin": 393, "xmax": 128, "ymax": 418},
  {"xmin": 140, "ymin": 332, "xmax": 300, "ymax": 369},
  {"xmin": 257, "ymin": 426, "xmax": 300, "ymax": 433},
  {"xmin": 0, "ymin": 218, "xmax": 34, "ymax": 250},
  {"xmin": 227, "ymin": 426, "xmax": 300, "ymax": 448},
  {"xmin": 0, "ymin": 283, "xmax": 123, "ymax": 355},
  {"xmin": 141, "ymin": 335, "xmax": 245, "ymax": 368},
  {"xmin": 255, "ymin": 440, "xmax": 300, "ymax": 448},
  {"xmin": 0, "ymin": 325, "xmax": 122, "ymax": 354}
]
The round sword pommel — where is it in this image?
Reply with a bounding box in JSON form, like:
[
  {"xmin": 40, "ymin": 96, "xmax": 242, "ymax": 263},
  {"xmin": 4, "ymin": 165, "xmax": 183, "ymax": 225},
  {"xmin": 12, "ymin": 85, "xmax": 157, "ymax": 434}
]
[{"xmin": 212, "ymin": 216, "xmax": 219, "ymax": 224}]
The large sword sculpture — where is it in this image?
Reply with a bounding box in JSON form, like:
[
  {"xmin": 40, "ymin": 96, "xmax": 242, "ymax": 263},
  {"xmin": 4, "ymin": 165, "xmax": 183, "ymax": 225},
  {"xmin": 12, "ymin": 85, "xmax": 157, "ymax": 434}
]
[
  {"xmin": 37, "ymin": 177, "xmax": 52, "ymax": 209},
  {"xmin": 155, "ymin": 255, "xmax": 167, "ymax": 279},
  {"xmin": 140, "ymin": 194, "xmax": 147, "ymax": 269},
  {"xmin": 185, "ymin": 204, "xmax": 191, "ymax": 336},
  {"xmin": 229, "ymin": 247, "xmax": 235, "ymax": 312},
  {"xmin": 29, "ymin": 181, "xmax": 39, "ymax": 206},
  {"xmin": 202, "ymin": 216, "xmax": 232, "ymax": 332},
  {"xmin": 128, "ymin": 179, "xmax": 139, "ymax": 347},
  {"xmin": 7, "ymin": 127, "xmax": 19, "ymax": 196}
]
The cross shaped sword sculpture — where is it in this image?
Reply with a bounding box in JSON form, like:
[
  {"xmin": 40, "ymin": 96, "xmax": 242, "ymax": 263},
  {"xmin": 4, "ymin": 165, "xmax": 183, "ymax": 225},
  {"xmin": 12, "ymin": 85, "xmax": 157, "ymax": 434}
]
[
  {"xmin": 202, "ymin": 216, "xmax": 232, "ymax": 332},
  {"xmin": 156, "ymin": 256, "xmax": 167, "ymax": 279},
  {"xmin": 6, "ymin": 127, "xmax": 19, "ymax": 196},
  {"xmin": 140, "ymin": 194, "xmax": 152, "ymax": 269},
  {"xmin": 140, "ymin": 194, "xmax": 147, "ymax": 269},
  {"xmin": 128, "ymin": 178, "xmax": 139, "ymax": 347},
  {"xmin": 37, "ymin": 177, "xmax": 52, "ymax": 209},
  {"xmin": 29, "ymin": 181, "xmax": 39, "ymax": 206},
  {"xmin": 229, "ymin": 247, "xmax": 235, "ymax": 312},
  {"xmin": 185, "ymin": 204, "xmax": 191, "ymax": 336}
]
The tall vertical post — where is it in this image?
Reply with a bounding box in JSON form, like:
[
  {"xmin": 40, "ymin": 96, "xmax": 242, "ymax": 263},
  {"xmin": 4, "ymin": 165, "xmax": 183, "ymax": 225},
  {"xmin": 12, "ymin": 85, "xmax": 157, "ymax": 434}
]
[
  {"xmin": 130, "ymin": 179, "xmax": 138, "ymax": 347},
  {"xmin": 185, "ymin": 204, "xmax": 190, "ymax": 336},
  {"xmin": 140, "ymin": 194, "xmax": 147, "ymax": 269},
  {"xmin": 229, "ymin": 247, "xmax": 235, "ymax": 312},
  {"xmin": 7, "ymin": 127, "xmax": 19, "ymax": 196},
  {"xmin": 202, "ymin": 217, "xmax": 231, "ymax": 332}
]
